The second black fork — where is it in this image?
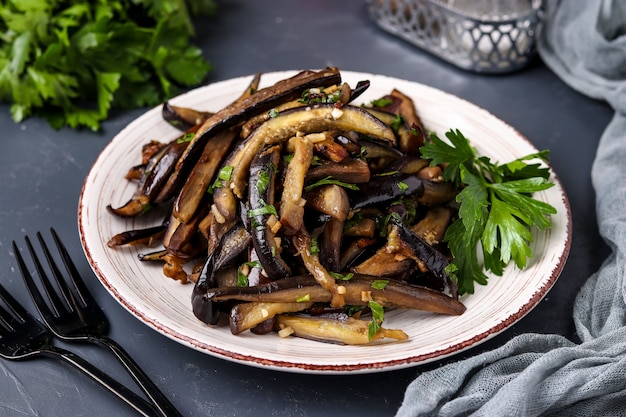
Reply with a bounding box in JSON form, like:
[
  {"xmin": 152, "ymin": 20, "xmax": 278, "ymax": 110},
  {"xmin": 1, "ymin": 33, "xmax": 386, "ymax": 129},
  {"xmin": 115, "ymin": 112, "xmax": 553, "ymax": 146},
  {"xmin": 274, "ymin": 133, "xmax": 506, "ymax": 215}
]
[{"xmin": 13, "ymin": 228, "xmax": 182, "ymax": 417}]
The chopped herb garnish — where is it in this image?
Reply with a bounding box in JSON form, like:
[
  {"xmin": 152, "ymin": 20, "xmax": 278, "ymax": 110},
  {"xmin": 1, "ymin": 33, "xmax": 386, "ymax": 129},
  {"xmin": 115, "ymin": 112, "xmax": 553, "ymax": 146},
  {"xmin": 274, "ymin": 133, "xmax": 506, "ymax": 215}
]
[
  {"xmin": 329, "ymin": 271, "xmax": 354, "ymax": 281},
  {"xmin": 367, "ymin": 300, "xmax": 384, "ymax": 340},
  {"xmin": 207, "ymin": 165, "xmax": 234, "ymax": 193},
  {"xmin": 268, "ymin": 108, "xmax": 280, "ymax": 118},
  {"xmin": 304, "ymin": 176, "xmax": 359, "ymax": 191},
  {"xmin": 397, "ymin": 181, "xmax": 409, "ymax": 192},
  {"xmin": 370, "ymin": 98, "xmax": 393, "ymax": 108},
  {"xmin": 247, "ymin": 200, "xmax": 278, "ymax": 218},
  {"xmin": 218, "ymin": 165, "xmax": 234, "ymax": 181},
  {"xmin": 371, "ymin": 280, "xmax": 389, "ymax": 290},
  {"xmin": 299, "ymin": 88, "xmax": 341, "ymax": 105},
  {"xmin": 176, "ymin": 132, "xmax": 195, "ymax": 144},
  {"xmin": 378, "ymin": 212, "xmax": 403, "ymax": 238},
  {"xmin": 391, "ymin": 114, "xmax": 403, "ymax": 133},
  {"xmin": 296, "ymin": 294, "xmax": 311, "ymax": 302},
  {"xmin": 375, "ymin": 171, "xmax": 400, "ymax": 177},
  {"xmin": 311, "ymin": 155, "xmax": 322, "ymax": 166},
  {"xmin": 310, "ymin": 237, "xmax": 319, "ymax": 255},
  {"xmin": 237, "ymin": 261, "xmax": 261, "ymax": 287},
  {"xmin": 237, "ymin": 269, "xmax": 249, "ymax": 287},
  {"xmin": 257, "ymin": 169, "xmax": 271, "ymax": 195},
  {"xmin": 250, "ymin": 218, "xmax": 262, "ymax": 230}
]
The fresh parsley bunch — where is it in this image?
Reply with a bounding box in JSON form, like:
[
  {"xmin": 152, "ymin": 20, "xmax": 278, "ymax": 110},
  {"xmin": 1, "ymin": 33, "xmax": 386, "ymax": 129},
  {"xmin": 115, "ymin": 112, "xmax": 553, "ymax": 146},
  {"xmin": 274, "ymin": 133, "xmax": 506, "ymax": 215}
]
[
  {"xmin": 0, "ymin": 0, "xmax": 216, "ymax": 130},
  {"xmin": 421, "ymin": 129, "xmax": 557, "ymax": 295}
]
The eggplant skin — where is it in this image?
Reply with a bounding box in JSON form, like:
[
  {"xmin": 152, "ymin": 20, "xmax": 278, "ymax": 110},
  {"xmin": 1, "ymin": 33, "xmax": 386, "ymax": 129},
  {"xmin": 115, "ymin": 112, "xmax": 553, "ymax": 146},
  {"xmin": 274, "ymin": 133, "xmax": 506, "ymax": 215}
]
[
  {"xmin": 191, "ymin": 290, "xmax": 221, "ymax": 325},
  {"xmin": 390, "ymin": 217, "xmax": 459, "ymax": 299},
  {"xmin": 162, "ymin": 102, "xmax": 213, "ymax": 131},
  {"xmin": 349, "ymin": 173, "xmax": 424, "ymax": 209},
  {"xmin": 191, "ymin": 223, "xmax": 252, "ymax": 325},
  {"xmin": 107, "ymin": 224, "xmax": 166, "ymax": 248},
  {"xmin": 229, "ymin": 301, "xmax": 313, "ymax": 335},
  {"xmin": 248, "ymin": 145, "xmax": 291, "ymax": 280},
  {"xmin": 173, "ymin": 68, "xmax": 343, "ymax": 200},
  {"xmin": 204, "ymin": 274, "xmax": 466, "ymax": 316},
  {"xmin": 110, "ymin": 69, "xmax": 472, "ymax": 344},
  {"xmin": 218, "ymin": 103, "xmax": 397, "ymax": 209}
]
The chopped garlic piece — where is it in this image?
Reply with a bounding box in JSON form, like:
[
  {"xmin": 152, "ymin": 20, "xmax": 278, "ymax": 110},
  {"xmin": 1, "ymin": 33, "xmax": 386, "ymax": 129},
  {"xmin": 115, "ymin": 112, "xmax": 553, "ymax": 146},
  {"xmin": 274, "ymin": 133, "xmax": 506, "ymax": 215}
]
[
  {"xmin": 304, "ymin": 132, "xmax": 327, "ymax": 143},
  {"xmin": 278, "ymin": 326, "xmax": 295, "ymax": 338},
  {"xmin": 331, "ymin": 107, "xmax": 344, "ymax": 119}
]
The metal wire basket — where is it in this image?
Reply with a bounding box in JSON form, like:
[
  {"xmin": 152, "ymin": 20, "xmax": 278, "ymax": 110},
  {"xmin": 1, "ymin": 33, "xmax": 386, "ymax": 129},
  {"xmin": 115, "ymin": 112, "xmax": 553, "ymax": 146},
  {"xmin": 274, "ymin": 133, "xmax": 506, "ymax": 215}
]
[{"xmin": 368, "ymin": 0, "xmax": 544, "ymax": 73}]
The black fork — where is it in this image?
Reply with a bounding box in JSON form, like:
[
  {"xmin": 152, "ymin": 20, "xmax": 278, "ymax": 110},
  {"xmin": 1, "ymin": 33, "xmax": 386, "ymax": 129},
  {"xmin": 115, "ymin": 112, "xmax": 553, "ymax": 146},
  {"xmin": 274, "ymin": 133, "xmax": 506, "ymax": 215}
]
[
  {"xmin": 13, "ymin": 228, "xmax": 182, "ymax": 417},
  {"xmin": 0, "ymin": 281, "xmax": 158, "ymax": 416}
]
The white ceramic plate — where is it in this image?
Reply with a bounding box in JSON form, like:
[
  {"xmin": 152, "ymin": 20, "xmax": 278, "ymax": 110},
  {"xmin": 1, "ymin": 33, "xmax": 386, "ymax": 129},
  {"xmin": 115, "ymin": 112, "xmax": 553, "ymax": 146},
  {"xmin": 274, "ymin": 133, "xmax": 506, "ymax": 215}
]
[{"xmin": 79, "ymin": 70, "xmax": 571, "ymax": 374}]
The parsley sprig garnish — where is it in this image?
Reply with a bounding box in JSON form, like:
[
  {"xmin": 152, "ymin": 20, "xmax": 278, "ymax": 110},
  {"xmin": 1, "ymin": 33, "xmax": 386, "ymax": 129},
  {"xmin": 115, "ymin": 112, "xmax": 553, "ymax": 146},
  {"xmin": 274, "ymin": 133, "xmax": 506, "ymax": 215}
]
[{"xmin": 421, "ymin": 129, "xmax": 557, "ymax": 295}]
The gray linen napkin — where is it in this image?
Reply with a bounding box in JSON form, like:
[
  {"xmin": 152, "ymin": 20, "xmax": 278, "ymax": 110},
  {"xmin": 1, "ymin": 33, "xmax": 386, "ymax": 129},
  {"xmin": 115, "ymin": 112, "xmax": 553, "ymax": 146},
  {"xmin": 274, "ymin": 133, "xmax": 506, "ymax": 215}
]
[{"xmin": 396, "ymin": 0, "xmax": 626, "ymax": 415}]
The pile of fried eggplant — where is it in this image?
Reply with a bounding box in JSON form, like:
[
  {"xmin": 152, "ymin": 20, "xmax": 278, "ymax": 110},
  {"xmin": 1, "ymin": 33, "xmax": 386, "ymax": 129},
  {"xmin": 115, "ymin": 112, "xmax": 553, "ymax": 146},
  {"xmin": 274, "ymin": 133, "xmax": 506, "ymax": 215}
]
[{"xmin": 107, "ymin": 68, "xmax": 466, "ymax": 345}]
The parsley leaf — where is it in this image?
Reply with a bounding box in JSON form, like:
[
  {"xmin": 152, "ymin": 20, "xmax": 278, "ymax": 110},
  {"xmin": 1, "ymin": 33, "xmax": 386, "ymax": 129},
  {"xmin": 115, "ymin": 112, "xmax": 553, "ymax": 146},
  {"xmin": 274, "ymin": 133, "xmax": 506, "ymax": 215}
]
[
  {"xmin": 421, "ymin": 129, "xmax": 475, "ymax": 185},
  {"xmin": 422, "ymin": 129, "xmax": 557, "ymax": 295},
  {"xmin": 0, "ymin": 0, "xmax": 216, "ymax": 131}
]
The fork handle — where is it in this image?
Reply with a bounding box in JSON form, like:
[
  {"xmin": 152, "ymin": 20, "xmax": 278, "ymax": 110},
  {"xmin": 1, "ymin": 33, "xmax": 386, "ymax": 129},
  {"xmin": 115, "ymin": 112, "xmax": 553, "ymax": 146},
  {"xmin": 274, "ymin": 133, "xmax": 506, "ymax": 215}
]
[
  {"xmin": 41, "ymin": 345, "xmax": 158, "ymax": 417},
  {"xmin": 90, "ymin": 335, "xmax": 183, "ymax": 417}
]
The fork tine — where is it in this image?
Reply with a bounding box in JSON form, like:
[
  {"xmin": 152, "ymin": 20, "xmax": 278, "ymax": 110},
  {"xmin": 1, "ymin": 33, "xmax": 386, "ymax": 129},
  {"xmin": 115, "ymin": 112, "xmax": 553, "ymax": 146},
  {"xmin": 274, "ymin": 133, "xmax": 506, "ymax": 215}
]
[
  {"xmin": 13, "ymin": 238, "xmax": 64, "ymax": 319},
  {"xmin": 11, "ymin": 240, "xmax": 58, "ymax": 318},
  {"xmin": 0, "ymin": 281, "xmax": 27, "ymax": 330},
  {"xmin": 35, "ymin": 231, "xmax": 81, "ymax": 312},
  {"xmin": 49, "ymin": 228, "xmax": 96, "ymax": 306},
  {"xmin": 0, "ymin": 304, "xmax": 15, "ymax": 331}
]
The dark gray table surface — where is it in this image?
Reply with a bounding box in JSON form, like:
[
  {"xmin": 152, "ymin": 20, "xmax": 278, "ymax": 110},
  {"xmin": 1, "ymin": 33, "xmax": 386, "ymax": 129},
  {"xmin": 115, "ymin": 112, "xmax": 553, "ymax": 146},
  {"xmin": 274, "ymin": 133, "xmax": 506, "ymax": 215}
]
[{"xmin": 0, "ymin": 1, "xmax": 614, "ymax": 416}]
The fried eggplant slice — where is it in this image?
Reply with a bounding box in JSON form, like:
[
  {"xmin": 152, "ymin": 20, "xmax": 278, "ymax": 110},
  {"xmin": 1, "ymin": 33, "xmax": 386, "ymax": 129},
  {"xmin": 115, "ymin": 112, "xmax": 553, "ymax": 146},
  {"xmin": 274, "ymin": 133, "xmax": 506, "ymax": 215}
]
[
  {"xmin": 107, "ymin": 129, "xmax": 193, "ymax": 216},
  {"xmin": 292, "ymin": 230, "xmax": 345, "ymax": 308},
  {"xmin": 192, "ymin": 223, "xmax": 252, "ymax": 325},
  {"xmin": 349, "ymin": 173, "xmax": 424, "ymax": 209},
  {"xmin": 214, "ymin": 103, "xmax": 396, "ymax": 219},
  {"xmin": 276, "ymin": 314, "xmax": 408, "ymax": 345},
  {"xmin": 107, "ymin": 224, "xmax": 167, "ymax": 248},
  {"xmin": 162, "ymin": 102, "xmax": 214, "ymax": 131},
  {"xmin": 169, "ymin": 68, "xmax": 342, "ymax": 201},
  {"xmin": 205, "ymin": 274, "xmax": 465, "ymax": 315},
  {"xmin": 248, "ymin": 145, "xmax": 291, "ymax": 280},
  {"xmin": 280, "ymin": 137, "xmax": 314, "ymax": 235},
  {"xmin": 230, "ymin": 301, "xmax": 313, "ymax": 335},
  {"xmin": 172, "ymin": 127, "xmax": 239, "ymax": 223}
]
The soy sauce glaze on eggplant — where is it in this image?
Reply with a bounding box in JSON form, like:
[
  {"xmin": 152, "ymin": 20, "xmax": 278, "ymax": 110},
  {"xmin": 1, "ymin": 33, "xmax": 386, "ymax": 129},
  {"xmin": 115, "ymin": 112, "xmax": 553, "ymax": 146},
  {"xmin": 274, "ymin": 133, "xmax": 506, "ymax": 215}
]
[{"xmin": 108, "ymin": 68, "xmax": 467, "ymax": 345}]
